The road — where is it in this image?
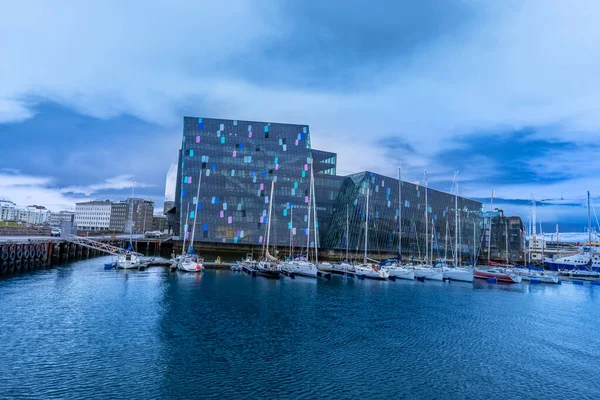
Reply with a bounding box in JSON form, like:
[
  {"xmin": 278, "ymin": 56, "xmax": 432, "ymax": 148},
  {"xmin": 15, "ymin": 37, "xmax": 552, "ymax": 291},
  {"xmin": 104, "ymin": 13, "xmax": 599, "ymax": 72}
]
[{"xmin": 0, "ymin": 234, "xmax": 148, "ymax": 242}]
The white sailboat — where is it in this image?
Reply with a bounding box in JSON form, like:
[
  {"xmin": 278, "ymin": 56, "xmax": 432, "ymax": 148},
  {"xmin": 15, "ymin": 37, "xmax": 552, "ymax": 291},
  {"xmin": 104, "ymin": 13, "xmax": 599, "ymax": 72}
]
[
  {"xmin": 332, "ymin": 204, "xmax": 356, "ymax": 274},
  {"xmin": 413, "ymin": 171, "xmax": 443, "ymax": 281},
  {"xmin": 382, "ymin": 167, "xmax": 415, "ymax": 280},
  {"xmin": 255, "ymin": 180, "xmax": 282, "ymax": 278},
  {"xmin": 178, "ymin": 168, "xmax": 204, "ymax": 272},
  {"xmin": 354, "ymin": 186, "xmax": 390, "ymax": 280},
  {"xmin": 442, "ymin": 172, "xmax": 473, "ymax": 282},
  {"xmin": 118, "ymin": 180, "xmax": 141, "ymax": 269},
  {"xmin": 283, "ymin": 161, "xmax": 319, "ymax": 277}
]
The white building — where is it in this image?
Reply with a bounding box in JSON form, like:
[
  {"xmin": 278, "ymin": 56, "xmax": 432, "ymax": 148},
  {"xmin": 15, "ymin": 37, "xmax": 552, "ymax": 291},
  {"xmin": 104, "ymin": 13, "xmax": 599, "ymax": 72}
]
[
  {"xmin": 75, "ymin": 200, "xmax": 112, "ymax": 231},
  {"xmin": 0, "ymin": 199, "xmax": 50, "ymax": 225},
  {"xmin": 0, "ymin": 199, "xmax": 17, "ymax": 221}
]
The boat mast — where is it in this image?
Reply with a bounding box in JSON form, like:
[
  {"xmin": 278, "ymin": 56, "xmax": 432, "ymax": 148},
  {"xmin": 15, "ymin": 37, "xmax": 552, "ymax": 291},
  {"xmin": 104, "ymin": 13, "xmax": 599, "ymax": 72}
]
[
  {"xmin": 454, "ymin": 171, "xmax": 458, "ymax": 266},
  {"xmin": 128, "ymin": 180, "xmax": 135, "ymax": 249},
  {"xmin": 289, "ymin": 204, "xmax": 293, "ymax": 258},
  {"xmin": 188, "ymin": 168, "xmax": 202, "ymax": 253},
  {"xmin": 473, "ymin": 219, "xmax": 476, "ymax": 265},
  {"xmin": 425, "ymin": 170, "xmax": 428, "ymax": 264},
  {"xmin": 588, "ymin": 191, "xmax": 592, "ymax": 271},
  {"xmin": 311, "ymin": 161, "xmax": 318, "ymax": 264},
  {"xmin": 306, "ymin": 167, "xmax": 312, "ymax": 259},
  {"xmin": 487, "ymin": 190, "xmax": 493, "ymax": 263},
  {"xmin": 364, "ymin": 187, "xmax": 369, "ymax": 264},
  {"xmin": 444, "ymin": 219, "xmax": 448, "ymax": 262},
  {"xmin": 265, "ymin": 180, "xmax": 275, "ymax": 260},
  {"xmin": 346, "ymin": 204, "xmax": 349, "ymax": 261},
  {"xmin": 505, "ymin": 216, "xmax": 509, "ymax": 264},
  {"xmin": 398, "ymin": 167, "xmax": 402, "ymax": 261},
  {"xmin": 431, "ymin": 220, "xmax": 435, "ymax": 262},
  {"xmin": 181, "ymin": 203, "xmax": 190, "ymax": 255}
]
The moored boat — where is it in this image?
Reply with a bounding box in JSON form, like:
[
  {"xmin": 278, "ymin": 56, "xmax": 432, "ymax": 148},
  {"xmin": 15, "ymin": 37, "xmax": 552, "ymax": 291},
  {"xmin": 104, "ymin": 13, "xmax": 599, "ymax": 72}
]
[
  {"xmin": 379, "ymin": 260, "xmax": 414, "ymax": 280},
  {"xmin": 474, "ymin": 267, "xmax": 522, "ymax": 283},
  {"xmin": 354, "ymin": 264, "xmax": 390, "ymax": 280},
  {"xmin": 282, "ymin": 259, "xmax": 317, "ymax": 278},
  {"xmin": 442, "ymin": 266, "xmax": 474, "ymax": 282},
  {"xmin": 331, "ymin": 261, "xmax": 355, "ymax": 274},
  {"xmin": 513, "ymin": 268, "xmax": 559, "ymax": 284},
  {"xmin": 178, "ymin": 254, "xmax": 204, "ymax": 272},
  {"xmin": 117, "ymin": 252, "xmax": 141, "ymax": 269},
  {"xmin": 255, "ymin": 261, "xmax": 281, "ymax": 278},
  {"xmin": 413, "ymin": 265, "xmax": 444, "ymax": 281}
]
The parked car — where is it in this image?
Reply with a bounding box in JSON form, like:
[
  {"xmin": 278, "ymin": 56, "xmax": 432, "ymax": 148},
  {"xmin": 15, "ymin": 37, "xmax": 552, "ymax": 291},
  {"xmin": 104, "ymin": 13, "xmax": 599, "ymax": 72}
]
[
  {"xmin": 51, "ymin": 228, "xmax": 61, "ymax": 237},
  {"xmin": 144, "ymin": 231, "xmax": 162, "ymax": 238}
]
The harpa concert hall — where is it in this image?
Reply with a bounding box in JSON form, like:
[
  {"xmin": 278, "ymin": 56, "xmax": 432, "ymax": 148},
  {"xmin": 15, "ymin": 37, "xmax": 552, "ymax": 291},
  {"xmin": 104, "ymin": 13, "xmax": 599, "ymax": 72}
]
[{"xmin": 174, "ymin": 117, "xmax": 483, "ymax": 261}]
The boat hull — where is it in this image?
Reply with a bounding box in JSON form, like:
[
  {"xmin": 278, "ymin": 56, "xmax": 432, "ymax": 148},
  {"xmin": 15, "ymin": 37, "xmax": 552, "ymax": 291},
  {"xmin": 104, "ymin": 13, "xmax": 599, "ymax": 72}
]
[
  {"xmin": 413, "ymin": 268, "xmax": 443, "ymax": 281},
  {"xmin": 474, "ymin": 269, "xmax": 522, "ymax": 283},
  {"xmin": 255, "ymin": 270, "xmax": 281, "ymax": 279},
  {"xmin": 178, "ymin": 261, "xmax": 204, "ymax": 272},
  {"xmin": 387, "ymin": 268, "xmax": 415, "ymax": 280},
  {"xmin": 282, "ymin": 262, "xmax": 318, "ymax": 278},
  {"xmin": 443, "ymin": 269, "xmax": 474, "ymax": 282}
]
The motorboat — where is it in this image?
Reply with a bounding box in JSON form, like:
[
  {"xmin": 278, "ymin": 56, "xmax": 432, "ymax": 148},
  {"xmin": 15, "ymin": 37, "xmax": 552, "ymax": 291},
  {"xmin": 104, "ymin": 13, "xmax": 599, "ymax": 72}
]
[
  {"xmin": 354, "ymin": 264, "xmax": 390, "ymax": 280},
  {"xmin": 178, "ymin": 254, "xmax": 204, "ymax": 272},
  {"xmin": 545, "ymin": 252, "xmax": 600, "ymax": 272},
  {"xmin": 474, "ymin": 267, "xmax": 522, "ymax": 283}
]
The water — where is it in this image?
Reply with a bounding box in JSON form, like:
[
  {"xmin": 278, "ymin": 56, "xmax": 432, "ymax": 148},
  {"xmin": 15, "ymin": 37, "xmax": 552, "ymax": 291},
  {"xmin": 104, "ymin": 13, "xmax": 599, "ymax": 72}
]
[{"xmin": 1, "ymin": 257, "xmax": 599, "ymax": 399}]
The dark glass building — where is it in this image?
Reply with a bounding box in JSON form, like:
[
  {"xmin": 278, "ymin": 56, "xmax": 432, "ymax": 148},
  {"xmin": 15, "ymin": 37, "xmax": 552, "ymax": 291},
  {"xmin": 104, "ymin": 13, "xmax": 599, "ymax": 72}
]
[
  {"xmin": 319, "ymin": 171, "xmax": 483, "ymax": 262},
  {"xmin": 176, "ymin": 116, "xmax": 483, "ymax": 259},
  {"xmin": 176, "ymin": 117, "xmax": 316, "ymax": 249}
]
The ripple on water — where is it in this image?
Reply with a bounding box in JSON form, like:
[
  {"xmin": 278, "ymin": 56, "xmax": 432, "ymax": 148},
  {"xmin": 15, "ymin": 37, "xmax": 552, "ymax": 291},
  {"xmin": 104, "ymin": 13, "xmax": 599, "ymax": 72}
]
[{"xmin": 0, "ymin": 258, "xmax": 599, "ymax": 399}]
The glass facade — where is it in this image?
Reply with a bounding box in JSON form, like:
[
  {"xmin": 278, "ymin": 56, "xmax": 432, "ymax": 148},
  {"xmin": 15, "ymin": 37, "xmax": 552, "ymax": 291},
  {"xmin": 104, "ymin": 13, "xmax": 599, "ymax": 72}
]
[
  {"xmin": 176, "ymin": 116, "xmax": 484, "ymax": 258},
  {"xmin": 177, "ymin": 117, "xmax": 316, "ymax": 248},
  {"xmin": 319, "ymin": 172, "xmax": 484, "ymax": 262}
]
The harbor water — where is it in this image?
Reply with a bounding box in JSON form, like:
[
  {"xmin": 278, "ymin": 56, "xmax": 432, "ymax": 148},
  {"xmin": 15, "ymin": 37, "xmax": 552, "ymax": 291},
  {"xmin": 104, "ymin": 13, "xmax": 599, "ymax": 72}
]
[{"xmin": 1, "ymin": 257, "xmax": 599, "ymax": 399}]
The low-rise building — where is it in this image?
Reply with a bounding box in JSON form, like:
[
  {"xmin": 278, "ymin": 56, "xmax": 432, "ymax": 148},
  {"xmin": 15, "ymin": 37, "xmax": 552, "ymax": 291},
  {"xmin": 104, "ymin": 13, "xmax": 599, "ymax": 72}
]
[
  {"xmin": 109, "ymin": 201, "xmax": 129, "ymax": 232},
  {"xmin": 108, "ymin": 198, "xmax": 154, "ymax": 234},
  {"xmin": 75, "ymin": 200, "xmax": 112, "ymax": 231},
  {"xmin": 49, "ymin": 211, "xmax": 75, "ymax": 227},
  {"xmin": 152, "ymin": 215, "xmax": 167, "ymax": 232},
  {"xmin": 0, "ymin": 200, "xmax": 50, "ymax": 225},
  {"xmin": 481, "ymin": 212, "xmax": 526, "ymax": 264}
]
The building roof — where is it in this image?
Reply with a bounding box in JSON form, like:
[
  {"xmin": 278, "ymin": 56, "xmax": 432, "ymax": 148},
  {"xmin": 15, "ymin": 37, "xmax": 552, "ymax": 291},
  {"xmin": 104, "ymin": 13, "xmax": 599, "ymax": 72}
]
[{"xmin": 75, "ymin": 200, "xmax": 112, "ymax": 206}]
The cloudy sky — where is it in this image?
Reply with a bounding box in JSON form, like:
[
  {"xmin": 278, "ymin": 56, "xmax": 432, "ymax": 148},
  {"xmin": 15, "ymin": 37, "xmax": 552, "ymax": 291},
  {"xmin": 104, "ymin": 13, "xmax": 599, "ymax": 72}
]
[{"xmin": 1, "ymin": 0, "xmax": 599, "ymax": 231}]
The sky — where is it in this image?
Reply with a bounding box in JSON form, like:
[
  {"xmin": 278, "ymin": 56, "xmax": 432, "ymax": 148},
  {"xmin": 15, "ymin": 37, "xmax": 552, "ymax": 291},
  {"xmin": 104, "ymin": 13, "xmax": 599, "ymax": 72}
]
[{"xmin": 1, "ymin": 0, "xmax": 600, "ymax": 231}]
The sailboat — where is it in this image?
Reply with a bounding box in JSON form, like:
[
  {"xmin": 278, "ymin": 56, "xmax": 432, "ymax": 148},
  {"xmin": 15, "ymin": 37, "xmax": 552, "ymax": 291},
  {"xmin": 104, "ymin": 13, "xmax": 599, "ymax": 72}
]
[
  {"xmin": 255, "ymin": 180, "xmax": 282, "ymax": 278},
  {"xmin": 442, "ymin": 172, "xmax": 474, "ymax": 282},
  {"xmin": 118, "ymin": 180, "xmax": 141, "ymax": 269},
  {"xmin": 178, "ymin": 168, "xmax": 204, "ymax": 272},
  {"xmin": 354, "ymin": 186, "xmax": 390, "ymax": 280},
  {"xmin": 413, "ymin": 171, "xmax": 443, "ymax": 281},
  {"xmin": 332, "ymin": 204, "xmax": 356, "ymax": 274},
  {"xmin": 382, "ymin": 167, "xmax": 415, "ymax": 280},
  {"xmin": 283, "ymin": 161, "xmax": 319, "ymax": 278}
]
